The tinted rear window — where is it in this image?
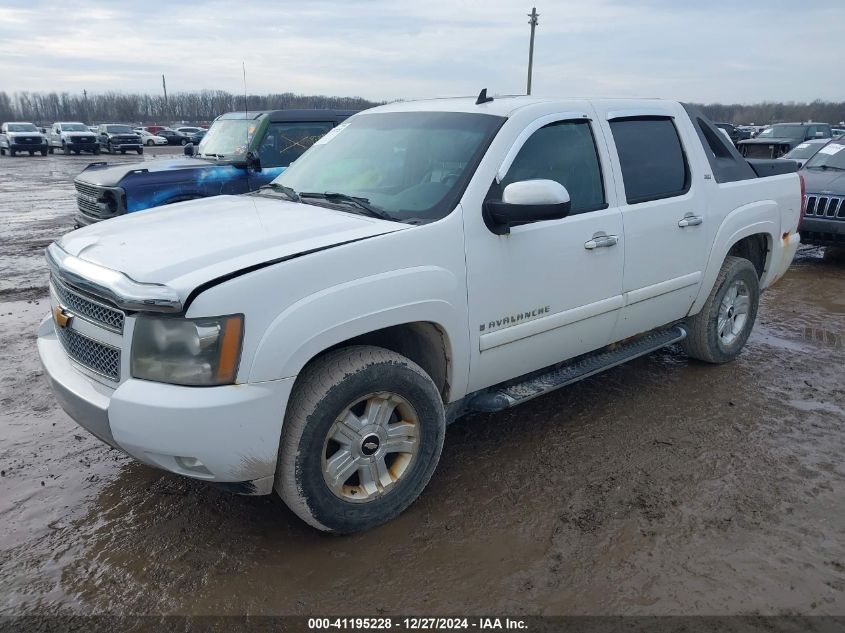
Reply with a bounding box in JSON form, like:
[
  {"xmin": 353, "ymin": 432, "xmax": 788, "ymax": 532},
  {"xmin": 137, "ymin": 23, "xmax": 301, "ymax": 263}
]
[{"xmin": 609, "ymin": 117, "xmax": 690, "ymax": 204}]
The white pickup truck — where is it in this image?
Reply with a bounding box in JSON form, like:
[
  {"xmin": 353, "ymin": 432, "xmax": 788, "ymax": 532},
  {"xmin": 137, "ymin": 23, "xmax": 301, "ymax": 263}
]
[{"xmin": 38, "ymin": 95, "xmax": 803, "ymax": 533}]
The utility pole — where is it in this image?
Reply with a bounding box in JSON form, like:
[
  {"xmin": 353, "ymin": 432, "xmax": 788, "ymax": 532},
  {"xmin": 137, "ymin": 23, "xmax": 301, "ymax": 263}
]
[
  {"xmin": 162, "ymin": 74, "xmax": 168, "ymax": 123},
  {"xmin": 526, "ymin": 7, "xmax": 539, "ymax": 95}
]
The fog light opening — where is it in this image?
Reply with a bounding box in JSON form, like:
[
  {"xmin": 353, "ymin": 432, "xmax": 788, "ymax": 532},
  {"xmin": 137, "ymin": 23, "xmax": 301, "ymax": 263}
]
[{"xmin": 175, "ymin": 456, "xmax": 212, "ymax": 475}]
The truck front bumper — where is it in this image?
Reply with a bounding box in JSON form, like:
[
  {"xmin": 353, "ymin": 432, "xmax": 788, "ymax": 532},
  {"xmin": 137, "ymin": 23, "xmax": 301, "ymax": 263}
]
[
  {"xmin": 37, "ymin": 316, "xmax": 294, "ymax": 495},
  {"xmin": 800, "ymin": 216, "xmax": 845, "ymax": 247}
]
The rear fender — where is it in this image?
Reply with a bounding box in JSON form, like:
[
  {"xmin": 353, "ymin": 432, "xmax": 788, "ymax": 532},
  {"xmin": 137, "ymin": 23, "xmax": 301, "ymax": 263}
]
[{"xmin": 690, "ymin": 201, "xmax": 778, "ymax": 315}]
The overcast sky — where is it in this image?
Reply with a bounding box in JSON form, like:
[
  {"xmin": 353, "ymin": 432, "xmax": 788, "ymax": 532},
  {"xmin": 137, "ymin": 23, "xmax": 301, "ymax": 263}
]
[{"xmin": 1, "ymin": 0, "xmax": 843, "ymax": 104}]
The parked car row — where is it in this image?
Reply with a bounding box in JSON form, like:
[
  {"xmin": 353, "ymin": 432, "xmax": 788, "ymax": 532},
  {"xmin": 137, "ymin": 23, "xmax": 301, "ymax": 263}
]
[{"xmin": 0, "ymin": 121, "xmax": 210, "ymax": 156}]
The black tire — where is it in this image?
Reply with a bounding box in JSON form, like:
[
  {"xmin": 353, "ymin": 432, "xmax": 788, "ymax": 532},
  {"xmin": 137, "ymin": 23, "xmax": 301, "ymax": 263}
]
[
  {"xmin": 681, "ymin": 256, "xmax": 759, "ymax": 364},
  {"xmin": 28, "ymin": 151, "xmax": 34, "ymax": 156},
  {"xmin": 63, "ymin": 143, "xmax": 70, "ymax": 156},
  {"xmin": 146, "ymin": 139, "xmax": 154, "ymax": 146},
  {"xmin": 41, "ymin": 149, "xmax": 48, "ymax": 156},
  {"xmin": 180, "ymin": 138, "xmax": 187, "ymax": 146},
  {"xmin": 137, "ymin": 147, "xmax": 143, "ymax": 155},
  {"xmin": 93, "ymin": 147, "xmax": 100, "ymax": 155},
  {"xmin": 107, "ymin": 142, "xmax": 114, "ymax": 154},
  {"xmin": 48, "ymin": 146, "xmax": 54, "ymax": 154},
  {"xmin": 277, "ymin": 346, "xmax": 445, "ymax": 534},
  {"xmin": 120, "ymin": 149, "xmax": 126, "ymax": 154},
  {"xmin": 0, "ymin": 147, "xmax": 5, "ymax": 156},
  {"xmin": 73, "ymin": 149, "xmax": 80, "ymax": 155},
  {"xmin": 9, "ymin": 148, "xmax": 15, "ymax": 157}
]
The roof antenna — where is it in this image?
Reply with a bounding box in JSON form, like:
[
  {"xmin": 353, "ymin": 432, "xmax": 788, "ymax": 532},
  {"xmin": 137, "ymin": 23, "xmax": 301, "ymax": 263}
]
[{"xmin": 475, "ymin": 88, "xmax": 494, "ymax": 105}]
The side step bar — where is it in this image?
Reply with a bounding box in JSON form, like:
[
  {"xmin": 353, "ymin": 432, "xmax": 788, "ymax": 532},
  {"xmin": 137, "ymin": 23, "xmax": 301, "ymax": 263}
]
[{"xmin": 466, "ymin": 325, "xmax": 687, "ymax": 413}]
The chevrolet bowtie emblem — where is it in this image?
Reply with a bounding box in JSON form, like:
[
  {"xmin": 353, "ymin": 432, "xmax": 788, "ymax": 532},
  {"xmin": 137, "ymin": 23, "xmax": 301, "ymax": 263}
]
[{"xmin": 53, "ymin": 306, "xmax": 73, "ymax": 329}]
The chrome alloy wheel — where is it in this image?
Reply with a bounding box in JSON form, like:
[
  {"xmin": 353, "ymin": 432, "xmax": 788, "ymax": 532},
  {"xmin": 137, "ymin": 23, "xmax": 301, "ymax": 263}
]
[
  {"xmin": 718, "ymin": 279, "xmax": 750, "ymax": 346},
  {"xmin": 322, "ymin": 392, "xmax": 420, "ymax": 503}
]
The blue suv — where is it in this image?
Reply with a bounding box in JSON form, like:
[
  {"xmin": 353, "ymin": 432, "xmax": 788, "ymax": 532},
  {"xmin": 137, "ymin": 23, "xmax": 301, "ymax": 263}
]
[{"xmin": 73, "ymin": 109, "xmax": 357, "ymax": 226}]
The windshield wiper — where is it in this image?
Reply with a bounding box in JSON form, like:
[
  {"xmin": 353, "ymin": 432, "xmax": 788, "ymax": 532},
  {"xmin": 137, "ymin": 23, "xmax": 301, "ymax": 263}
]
[
  {"xmin": 299, "ymin": 192, "xmax": 396, "ymax": 222},
  {"xmin": 258, "ymin": 182, "xmax": 301, "ymax": 202}
]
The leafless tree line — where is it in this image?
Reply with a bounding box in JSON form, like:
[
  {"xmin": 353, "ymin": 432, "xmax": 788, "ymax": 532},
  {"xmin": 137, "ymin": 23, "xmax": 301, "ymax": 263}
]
[
  {"xmin": 1, "ymin": 90, "xmax": 843, "ymax": 126},
  {"xmin": 0, "ymin": 90, "xmax": 379, "ymax": 125},
  {"xmin": 696, "ymin": 100, "xmax": 845, "ymax": 126}
]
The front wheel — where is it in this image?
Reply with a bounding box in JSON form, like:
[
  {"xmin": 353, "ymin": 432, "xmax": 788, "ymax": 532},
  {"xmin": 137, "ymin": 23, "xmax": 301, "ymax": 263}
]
[
  {"xmin": 276, "ymin": 346, "xmax": 445, "ymax": 534},
  {"xmin": 180, "ymin": 138, "xmax": 187, "ymax": 146},
  {"xmin": 93, "ymin": 147, "xmax": 100, "ymax": 155},
  {"xmin": 136, "ymin": 147, "xmax": 143, "ymax": 155},
  {"xmin": 63, "ymin": 143, "xmax": 70, "ymax": 155},
  {"xmin": 681, "ymin": 256, "xmax": 760, "ymax": 363},
  {"xmin": 41, "ymin": 148, "xmax": 48, "ymax": 156}
]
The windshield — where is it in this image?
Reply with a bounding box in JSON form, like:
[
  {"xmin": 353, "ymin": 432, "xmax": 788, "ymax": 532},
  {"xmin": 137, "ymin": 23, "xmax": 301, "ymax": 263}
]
[
  {"xmin": 62, "ymin": 123, "xmax": 88, "ymax": 132},
  {"xmin": 197, "ymin": 119, "xmax": 257, "ymax": 158},
  {"xmin": 105, "ymin": 125, "xmax": 133, "ymax": 134},
  {"xmin": 784, "ymin": 143, "xmax": 823, "ymax": 160},
  {"xmin": 804, "ymin": 142, "xmax": 845, "ymax": 170},
  {"xmin": 758, "ymin": 125, "xmax": 806, "ymax": 139},
  {"xmin": 7, "ymin": 123, "xmax": 38, "ymax": 132},
  {"xmin": 272, "ymin": 111, "xmax": 504, "ymax": 223}
]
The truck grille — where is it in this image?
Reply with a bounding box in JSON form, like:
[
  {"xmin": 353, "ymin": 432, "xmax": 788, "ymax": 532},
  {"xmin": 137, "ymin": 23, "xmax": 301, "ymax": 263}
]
[
  {"xmin": 13, "ymin": 137, "xmax": 41, "ymax": 146},
  {"xmin": 805, "ymin": 195, "xmax": 845, "ymax": 220},
  {"xmin": 74, "ymin": 180, "xmax": 118, "ymax": 220},
  {"xmin": 74, "ymin": 181, "xmax": 102, "ymax": 199},
  {"xmin": 51, "ymin": 276, "xmax": 125, "ymax": 332},
  {"xmin": 56, "ymin": 324, "xmax": 121, "ymax": 381}
]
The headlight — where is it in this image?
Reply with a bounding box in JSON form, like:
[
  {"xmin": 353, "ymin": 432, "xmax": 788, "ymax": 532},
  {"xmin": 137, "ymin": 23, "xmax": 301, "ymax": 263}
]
[{"xmin": 131, "ymin": 314, "xmax": 243, "ymax": 386}]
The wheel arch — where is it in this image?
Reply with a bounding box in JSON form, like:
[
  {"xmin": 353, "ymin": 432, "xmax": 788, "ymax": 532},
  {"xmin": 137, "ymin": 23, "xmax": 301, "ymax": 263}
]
[{"xmin": 690, "ymin": 201, "xmax": 779, "ymax": 315}]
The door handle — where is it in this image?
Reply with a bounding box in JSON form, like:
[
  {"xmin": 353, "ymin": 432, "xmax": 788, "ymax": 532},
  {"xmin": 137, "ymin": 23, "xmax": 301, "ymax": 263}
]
[
  {"xmin": 584, "ymin": 234, "xmax": 619, "ymax": 250},
  {"xmin": 678, "ymin": 215, "xmax": 703, "ymax": 228}
]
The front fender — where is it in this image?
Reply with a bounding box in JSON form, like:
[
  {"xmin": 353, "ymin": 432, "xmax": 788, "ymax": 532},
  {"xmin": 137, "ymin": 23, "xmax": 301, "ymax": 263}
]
[
  {"xmin": 689, "ymin": 200, "xmax": 779, "ymax": 315},
  {"xmin": 248, "ymin": 266, "xmax": 468, "ymax": 398}
]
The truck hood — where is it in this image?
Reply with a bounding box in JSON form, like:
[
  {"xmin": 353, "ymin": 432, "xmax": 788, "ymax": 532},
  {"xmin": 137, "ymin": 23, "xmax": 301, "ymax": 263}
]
[
  {"xmin": 75, "ymin": 157, "xmax": 219, "ymax": 187},
  {"xmin": 57, "ymin": 194, "xmax": 409, "ymax": 298},
  {"xmin": 801, "ymin": 168, "xmax": 845, "ymax": 194}
]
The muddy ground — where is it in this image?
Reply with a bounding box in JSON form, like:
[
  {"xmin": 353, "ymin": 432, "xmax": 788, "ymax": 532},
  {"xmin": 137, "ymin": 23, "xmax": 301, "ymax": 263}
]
[{"xmin": 0, "ymin": 152, "xmax": 843, "ymax": 617}]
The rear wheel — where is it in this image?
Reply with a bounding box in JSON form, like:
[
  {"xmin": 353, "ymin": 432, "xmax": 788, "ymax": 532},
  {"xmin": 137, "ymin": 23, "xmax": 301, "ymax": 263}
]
[
  {"xmin": 146, "ymin": 139, "xmax": 154, "ymax": 146},
  {"xmin": 48, "ymin": 146, "xmax": 54, "ymax": 154},
  {"xmin": 681, "ymin": 256, "xmax": 759, "ymax": 363},
  {"xmin": 276, "ymin": 346, "xmax": 445, "ymax": 533},
  {"xmin": 93, "ymin": 147, "xmax": 100, "ymax": 155},
  {"xmin": 120, "ymin": 149, "xmax": 126, "ymax": 154},
  {"xmin": 41, "ymin": 148, "xmax": 48, "ymax": 156}
]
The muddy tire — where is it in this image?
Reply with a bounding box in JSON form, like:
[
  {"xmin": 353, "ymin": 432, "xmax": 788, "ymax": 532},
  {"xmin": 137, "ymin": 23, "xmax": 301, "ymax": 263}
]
[
  {"xmin": 63, "ymin": 143, "xmax": 70, "ymax": 155},
  {"xmin": 276, "ymin": 346, "xmax": 445, "ymax": 534},
  {"xmin": 681, "ymin": 256, "xmax": 759, "ymax": 364}
]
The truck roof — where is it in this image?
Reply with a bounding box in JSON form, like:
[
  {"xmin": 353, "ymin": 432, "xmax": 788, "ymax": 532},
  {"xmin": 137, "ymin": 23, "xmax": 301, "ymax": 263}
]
[
  {"xmin": 365, "ymin": 95, "xmax": 676, "ymax": 118},
  {"xmin": 216, "ymin": 109, "xmax": 360, "ymax": 123}
]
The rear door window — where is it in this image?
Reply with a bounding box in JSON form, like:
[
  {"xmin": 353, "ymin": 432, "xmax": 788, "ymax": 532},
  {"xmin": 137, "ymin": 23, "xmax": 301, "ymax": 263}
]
[{"xmin": 609, "ymin": 117, "xmax": 690, "ymax": 204}]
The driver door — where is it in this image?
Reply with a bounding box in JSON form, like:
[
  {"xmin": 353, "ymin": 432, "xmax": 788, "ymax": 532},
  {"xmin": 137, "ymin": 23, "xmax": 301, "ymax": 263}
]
[{"xmin": 464, "ymin": 114, "xmax": 625, "ymax": 392}]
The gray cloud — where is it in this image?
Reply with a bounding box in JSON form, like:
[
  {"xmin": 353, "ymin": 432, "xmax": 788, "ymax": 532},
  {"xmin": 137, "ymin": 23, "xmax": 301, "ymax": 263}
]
[{"xmin": 0, "ymin": 0, "xmax": 842, "ymax": 103}]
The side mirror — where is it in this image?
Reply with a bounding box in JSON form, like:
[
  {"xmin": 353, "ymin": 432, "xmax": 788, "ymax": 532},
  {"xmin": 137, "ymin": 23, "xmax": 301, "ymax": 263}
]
[
  {"xmin": 483, "ymin": 180, "xmax": 571, "ymax": 235},
  {"xmin": 184, "ymin": 143, "xmax": 195, "ymax": 156},
  {"xmin": 246, "ymin": 150, "xmax": 261, "ymax": 170}
]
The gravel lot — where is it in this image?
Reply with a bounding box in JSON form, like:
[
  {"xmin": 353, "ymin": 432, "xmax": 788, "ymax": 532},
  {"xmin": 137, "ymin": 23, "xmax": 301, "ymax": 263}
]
[{"xmin": 0, "ymin": 150, "xmax": 843, "ymax": 618}]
